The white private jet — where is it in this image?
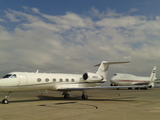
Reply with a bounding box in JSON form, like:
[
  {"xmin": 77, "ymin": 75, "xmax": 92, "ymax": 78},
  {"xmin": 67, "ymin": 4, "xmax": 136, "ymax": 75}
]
[
  {"xmin": 0, "ymin": 61, "xmax": 146, "ymax": 104},
  {"xmin": 110, "ymin": 66, "xmax": 157, "ymax": 89}
]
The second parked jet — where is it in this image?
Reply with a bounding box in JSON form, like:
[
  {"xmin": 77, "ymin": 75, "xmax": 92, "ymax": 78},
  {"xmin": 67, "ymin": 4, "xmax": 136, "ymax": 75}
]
[{"xmin": 110, "ymin": 66, "xmax": 157, "ymax": 89}]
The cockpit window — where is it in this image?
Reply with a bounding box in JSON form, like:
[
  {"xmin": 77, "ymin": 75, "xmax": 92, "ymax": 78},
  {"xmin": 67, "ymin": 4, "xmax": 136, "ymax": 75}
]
[
  {"xmin": 2, "ymin": 74, "xmax": 16, "ymax": 78},
  {"xmin": 2, "ymin": 74, "xmax": 12, "ymax": 78},
  {"xmin": 11, "ymin": 74, "xmax": 16, "ymax": 78},
  {"xmin": 114, "ymin": 74, "xmax": 117, "ymax": 76}
]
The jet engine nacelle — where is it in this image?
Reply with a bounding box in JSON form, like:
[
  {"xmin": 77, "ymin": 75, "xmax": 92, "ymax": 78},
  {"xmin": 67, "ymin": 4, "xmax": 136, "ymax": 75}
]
[
  {"xmin": 82, "ymin": 72, "xmax": 103, "ymax": 82},
  {"xmin": 148, "ymin": 85, "xmax": 153, "ymax": 88}
]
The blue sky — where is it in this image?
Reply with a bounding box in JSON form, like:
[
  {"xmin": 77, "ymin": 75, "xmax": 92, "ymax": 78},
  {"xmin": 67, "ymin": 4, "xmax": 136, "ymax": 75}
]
[
  {"xmin": 0, "ymin": 0, "xmax": 160, "ymax": 82},
  {"xmin": 1, "ymin": 0, "xmax": 160, "ymax": 16}
]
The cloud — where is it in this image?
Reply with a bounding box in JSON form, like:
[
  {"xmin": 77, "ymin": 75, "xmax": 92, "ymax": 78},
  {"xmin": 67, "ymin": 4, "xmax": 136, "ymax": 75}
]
[
  {"xmin": 128, "ymin": 8, "xmax": 139, "ymax": 13},
  {"xmin": 39, "ymin": 12, "xmax": 94, "ymax": 29},
  {"xmin": 5, "ymin": 12, "xmax": 21, "ymax": 22},
  {"xmin": 0, "ymin": 18, "xmax": 6, "ymax": 22},
  {"xmin": 1, "ymin": 7, "xmax": 160, "ymax": 81},
  {"xmin": 5, "ymin": 9, "xmax": 41, "ymax": 23},
  {"xmin": 95, "ymin": 15, "xmax": 146, "ymax": 29},
  {"xmin": 89, "ymin": 7, "xmax": 123, "ymax": 18}
]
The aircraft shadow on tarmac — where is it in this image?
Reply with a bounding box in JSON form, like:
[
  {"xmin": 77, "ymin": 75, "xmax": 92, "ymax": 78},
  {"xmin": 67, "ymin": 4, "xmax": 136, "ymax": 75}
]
[
  {"xmin": 8, "ymin": 95, "xmax": 137, "ymax": 103},
  {"xmin": 38, "ymin": 95, "xmax": 137, "ymax": 101}
]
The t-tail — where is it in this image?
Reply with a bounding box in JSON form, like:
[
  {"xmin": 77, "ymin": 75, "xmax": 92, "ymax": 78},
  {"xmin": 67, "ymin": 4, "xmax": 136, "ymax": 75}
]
[
  {"xmin": 148, "ymin": 66, "xmax": 156, "ymax": 88},
  {"xmin": 95, "ymin": 61, "xmax": 130, "ymax": 82}
]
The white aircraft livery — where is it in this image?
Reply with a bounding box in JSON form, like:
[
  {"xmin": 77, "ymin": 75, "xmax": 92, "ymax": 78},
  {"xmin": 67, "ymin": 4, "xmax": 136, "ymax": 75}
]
[
  {"xmin": 0, "ymin": 61, "xmax": 146, "ymax": 104},
  {"xmin": 110, "ymin": 66, "xmax": 157, "ymax": 89}
]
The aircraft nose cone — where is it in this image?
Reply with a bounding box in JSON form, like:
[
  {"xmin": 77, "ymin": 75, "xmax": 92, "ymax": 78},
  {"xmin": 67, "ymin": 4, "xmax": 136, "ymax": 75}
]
[{"xmin": 110, "ymin": 77, "xmax": 116, "ymax": 83}]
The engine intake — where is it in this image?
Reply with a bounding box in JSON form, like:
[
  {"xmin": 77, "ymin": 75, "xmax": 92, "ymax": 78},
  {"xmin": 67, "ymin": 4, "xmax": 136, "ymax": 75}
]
[
  {"xmin": 83, "ymin": 73, "xmax": 88, "ymax": 80},
  {"xmin": 82, "ymin": 72, "xmax": 103, "ymax": 82}
]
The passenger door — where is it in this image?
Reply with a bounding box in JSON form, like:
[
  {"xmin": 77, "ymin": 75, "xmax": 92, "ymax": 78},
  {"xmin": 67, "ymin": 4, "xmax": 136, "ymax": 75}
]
[{"xmin": 18, "ymin": 74, "xmax": 27, "ymax": 89}]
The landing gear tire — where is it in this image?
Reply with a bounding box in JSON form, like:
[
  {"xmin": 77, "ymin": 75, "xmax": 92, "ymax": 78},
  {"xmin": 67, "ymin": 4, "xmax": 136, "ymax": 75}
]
[
  {"xmin": 135, "ymin": 87, "xmax": 139, "ymax": 90},
  {"xmin": 140, "ymin": 87, "xmax": 148, "ymax": 90},
  {"xmin": 2, "ymin": 99, "xmax": 9, "ymax": 104},
  {"xmin": 149, "ymin": 85, "xmax": 152, "ymax": 88},
  {"xmin": 64, "ymin": 93, "xmax": 70, "ymax": 99},
  {"xmin": 81, "ymin": 94, "xmax": 88, "ymax": 100}
]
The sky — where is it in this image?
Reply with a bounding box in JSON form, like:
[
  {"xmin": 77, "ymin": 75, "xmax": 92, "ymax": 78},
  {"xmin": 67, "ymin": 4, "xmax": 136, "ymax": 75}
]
[{"xmin": 0, "ymin": 0, "xmax": 160, "ymax": 84}]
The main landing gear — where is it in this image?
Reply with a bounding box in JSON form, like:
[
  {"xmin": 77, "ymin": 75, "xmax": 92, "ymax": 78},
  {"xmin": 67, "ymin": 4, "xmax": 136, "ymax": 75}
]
[
  {"xmin": 62, "ymin": 92, "xmax": 70, "ymax": 99},
  {"xmin": 2, "ymin": 92, "xmax": 12, "ymax": 104},
  {"xmin": 62, "ymin": 90, "xmax": 88, "ymax": 100},
  {"xmin": 81, "ymin": 90, "xmax": 88, "ymax": 100}
]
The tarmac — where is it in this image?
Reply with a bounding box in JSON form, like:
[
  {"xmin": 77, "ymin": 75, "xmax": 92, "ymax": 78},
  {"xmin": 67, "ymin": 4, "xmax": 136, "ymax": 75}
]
[{"xmin": 0, "ymin": 88, "xmax": 160, "ymax": 120}]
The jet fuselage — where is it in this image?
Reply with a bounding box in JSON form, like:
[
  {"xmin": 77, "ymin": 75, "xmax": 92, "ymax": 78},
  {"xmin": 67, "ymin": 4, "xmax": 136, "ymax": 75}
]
[{"xmin": 0, "ymin": 72, "xmax": 103, "ymax": 92}]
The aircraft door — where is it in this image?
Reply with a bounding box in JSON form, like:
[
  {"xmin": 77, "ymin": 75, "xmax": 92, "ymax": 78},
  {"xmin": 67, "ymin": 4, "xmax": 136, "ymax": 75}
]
[{"xmin": 18, "ymin": 74, "xmax": 27, "ymax": 89}]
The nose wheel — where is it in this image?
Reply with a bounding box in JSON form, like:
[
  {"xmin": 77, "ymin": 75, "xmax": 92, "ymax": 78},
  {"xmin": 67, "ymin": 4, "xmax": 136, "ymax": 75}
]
[{"xmin": 2, "ymin": 99, "xmax": 9, "ymax": 104}]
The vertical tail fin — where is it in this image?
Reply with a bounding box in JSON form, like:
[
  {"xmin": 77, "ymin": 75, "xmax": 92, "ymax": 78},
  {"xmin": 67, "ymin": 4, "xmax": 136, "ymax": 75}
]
[
  {"xmin": 148, "ymin": 66, "xmax": 156, "ymax": 88},
  {"xmin": 94, "ymin": 61, "xmax": 130, "ymax": 82}
]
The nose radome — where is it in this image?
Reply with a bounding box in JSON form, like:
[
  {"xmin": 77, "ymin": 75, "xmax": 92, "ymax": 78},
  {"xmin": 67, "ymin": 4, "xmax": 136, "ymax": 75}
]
[
  {"xmin": 110, "ymin": 77, "xmax": 116, "ymax": 83},
  {"xmin": 111, "ymin": 76, "xmax": 115, "ymax": 81}
]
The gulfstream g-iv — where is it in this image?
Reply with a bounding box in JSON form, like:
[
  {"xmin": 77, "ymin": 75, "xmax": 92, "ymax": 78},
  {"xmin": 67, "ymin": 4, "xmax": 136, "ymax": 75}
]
[{"xmin": 0, "ymin": 61, "xmax": 145, "ymax": 104}]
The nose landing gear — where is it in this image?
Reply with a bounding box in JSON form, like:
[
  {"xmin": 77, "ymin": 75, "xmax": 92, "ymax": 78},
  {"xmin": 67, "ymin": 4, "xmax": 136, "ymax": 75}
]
[{"xmin": 2, "ymin": 92, "xmax": 12, "ymax": 104}]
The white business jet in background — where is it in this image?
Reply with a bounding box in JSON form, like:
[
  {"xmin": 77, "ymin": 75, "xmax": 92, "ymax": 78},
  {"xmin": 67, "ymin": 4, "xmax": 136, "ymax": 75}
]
[
  {"xmin": 110, "ymin": 66, "xmax": 157, "ymax": 89},
  {"xmin": 0, "ymin": 61, "xmax": 146, "ymax": 104}
]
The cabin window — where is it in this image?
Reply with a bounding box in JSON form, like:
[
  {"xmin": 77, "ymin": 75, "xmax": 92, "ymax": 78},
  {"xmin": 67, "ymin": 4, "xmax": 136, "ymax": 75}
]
[
  {"xmin": 59, "ymin": 79, "xmax": 63, "ymax": 82},
  {"xmin": 45, "ymin": 78, "xmax": 49, "ymax": 82},
  {"xmin": 71, "ymin": 79, "xmax": 75, "ymax": 82},
  {"xmin": 79, "ymin": 78, "xmax": 83, "ymax": 80},
  {"xmin": 65, "ymin": 78, "xmax": 69, "ymax": 82},
  {"xmin": 53, "ymin": 78, "xmax": 56, "ymax": 82},
  {"xmin": 37, "ymin": 78, "xmax": 41, "ymax": 82},
  {"xmin": 2, "ymin": 74, "xmax": 12, "ymax": 78}
]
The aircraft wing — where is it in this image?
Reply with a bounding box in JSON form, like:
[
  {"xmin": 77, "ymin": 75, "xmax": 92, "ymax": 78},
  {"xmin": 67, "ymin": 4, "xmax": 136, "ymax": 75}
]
[
  {"xmin": 154, "ymin": 80, "xmax": 160, "ymax": 84},
  {"xmin": 133, "ymin": 80, "xmax": 160, "ymax": 85},
  {"xmin": 132, "ymin": 82, "xmax": 150, "ymax": 85},
  {"xmin": 57, "ymin": 85, "xmax": 146, "ymax": 91}
]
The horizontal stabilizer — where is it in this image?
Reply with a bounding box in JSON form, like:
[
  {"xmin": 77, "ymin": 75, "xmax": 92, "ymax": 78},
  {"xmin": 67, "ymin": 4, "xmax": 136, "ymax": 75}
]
[
  {"xmin": 94, "ymin": 61, "xmax": 130, "ymax": 67},
  {"xmin": 95, "ymin": 61, "xmax": 130, "ymax": 81}
]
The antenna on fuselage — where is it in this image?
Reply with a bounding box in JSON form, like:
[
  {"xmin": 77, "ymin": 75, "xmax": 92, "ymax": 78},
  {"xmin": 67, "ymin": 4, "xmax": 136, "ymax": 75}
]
[{"xmin": 36, "ymin": 69, "xmax": 39, "ymax": 73}]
